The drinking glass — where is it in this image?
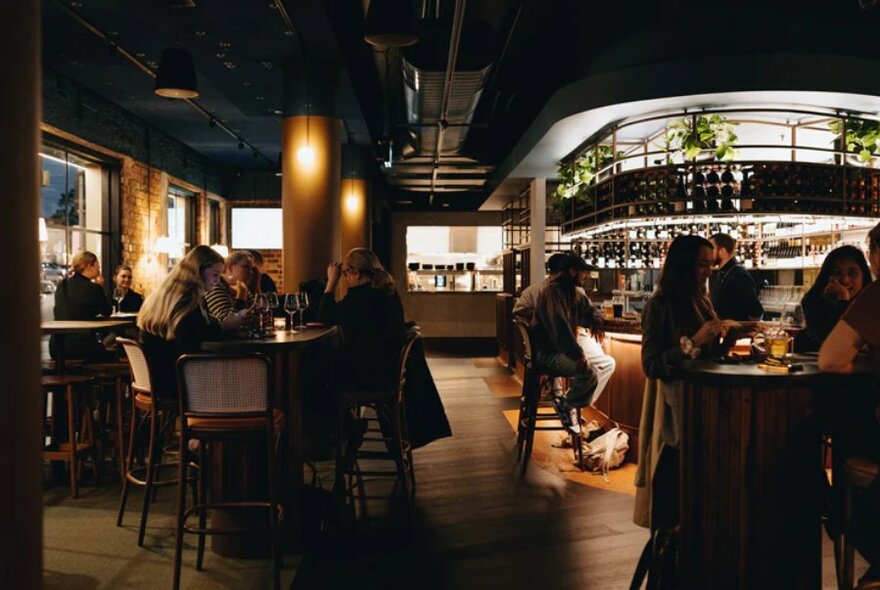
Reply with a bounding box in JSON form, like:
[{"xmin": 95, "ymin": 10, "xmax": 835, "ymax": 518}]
[
  {"xmin": 780, "ymin": 302, "xmax": 806, "ymax": 355},
  {"xmin": 294, "ymin": 291, "xmax": 309, "ymax": 330},
  {"xmin": 254, "ymin": 293, "xmax": 269, "ymax": 334},
  {"xmin": 113, "ymin": 288, "xmax": 125, "ymax": 313},
  {"xmin": 265, "ymin": 292, "xmax": 279, "ymax": 312},
  {"xmin": 283, "ymin": 294, "xmax": 298, "ymax": 331}
]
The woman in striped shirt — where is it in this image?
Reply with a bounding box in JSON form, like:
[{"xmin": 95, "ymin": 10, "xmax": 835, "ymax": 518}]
[{"xmin": 205, "ymin": 250, "xmax": 256, "ymax": 327}]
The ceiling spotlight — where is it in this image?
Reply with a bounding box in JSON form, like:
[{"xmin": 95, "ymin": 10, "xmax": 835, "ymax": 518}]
[
  {"xmin": 364, "ymin": 0, "xmax": 419, "ymax": 47},
  {"xmin": 238, "ymin": 141, "xmax": 244, "ymax": 150},
  {"xmin": 209, "ymin": 117, "xmax": 216, "ymax": 128},
  {"xmin": 154, "ymin": 47, "xmax": 199, "ymax": 99},
  {"xmin": 275, "ymin": 152, "xmax": 283, "ymax": 177}
]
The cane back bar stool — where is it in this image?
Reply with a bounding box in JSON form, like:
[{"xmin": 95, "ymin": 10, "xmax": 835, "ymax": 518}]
[
  {"xmin": 834, "ymin": 456, "xmax": 880, "ymax": 589},
  {"xmin": 115, "ymin": 337, "xmax": 192, "ymax": 546},
  {"xmin": 335, "ymin": 332, "xmax": 420, "ymax": 518},
  {"xmin": 41, "ymin": 373, "xmax": 99, "ymax": 498},
  {"xmin": 174, "ymin": 353, "xmax": 284, "ymax": 590},
  {"xmin": 513, "ymin": 319, "xmax": 584, "ymax": 476}
]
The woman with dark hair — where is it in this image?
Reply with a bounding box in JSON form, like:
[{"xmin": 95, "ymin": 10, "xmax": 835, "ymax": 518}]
[
  {"xmin": 820, "ymin": 223, "xmax": 880, "ymax": 587},
  {"xmin": 633, "ymin": 235, "xmax": 723, "ymax": 554},
  {"xmin": 801, "ymin": 245, "xmax": 872, "ymax": 351}
]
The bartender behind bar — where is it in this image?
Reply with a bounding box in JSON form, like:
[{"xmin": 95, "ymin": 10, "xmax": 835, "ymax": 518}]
[{"xmin": 709, "ymin": 233, "xmax": 764, "ymax": 321}]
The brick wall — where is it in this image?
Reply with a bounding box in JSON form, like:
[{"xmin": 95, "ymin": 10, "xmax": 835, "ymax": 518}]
[
  {"xmin": 260, "ymin": 249, "xmax": 284, "ymax": 292},
  {"xmin": 42, "ymin": 123, "xmax": 229, "ymax": 296}
]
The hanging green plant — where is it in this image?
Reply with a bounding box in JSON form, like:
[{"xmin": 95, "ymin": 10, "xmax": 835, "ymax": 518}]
[
  {"xmin": 664, "ymin": 114, "xmax": 738, "ymax": 162},
  {"xmin": 829, "ymin": 118, "xmax": 880, "ymax": 164},
  {"xmin": 555, "ymin": 145, "xmax": 617, "ymax": 199}
]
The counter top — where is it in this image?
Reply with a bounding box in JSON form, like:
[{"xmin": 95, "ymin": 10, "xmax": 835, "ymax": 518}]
[
  {"xmin": 682, "ymin": 353, "xmax": 871, "ymax": 386},
  {"xmin": 606, "ymin": 331, "xmax": 642, "ymax": 343}
]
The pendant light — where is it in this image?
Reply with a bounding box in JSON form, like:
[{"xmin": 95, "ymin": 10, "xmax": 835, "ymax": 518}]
[
  {"xmin": 364, "ymin": 0, "xmax": 419, "ymax": 47},
  {"xmin": 154, "ymin": 47, "xmax": 199, "ymax": 99}
]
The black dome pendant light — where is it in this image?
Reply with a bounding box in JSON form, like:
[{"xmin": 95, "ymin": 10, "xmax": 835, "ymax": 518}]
[
  {"xmin": 154, "ymin": 47, "xmax": 199, "ymax": 99},
  {"xmin": 364, "ymin": 0, "xmax": 419, "ymax": 47}
]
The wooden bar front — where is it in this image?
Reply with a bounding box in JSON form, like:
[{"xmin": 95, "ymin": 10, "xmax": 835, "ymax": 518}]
[{"xmin": 678, "ymin": 359, "xmax": 850, "ymax": 589}]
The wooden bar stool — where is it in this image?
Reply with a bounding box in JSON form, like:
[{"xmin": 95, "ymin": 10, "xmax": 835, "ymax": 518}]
[
  {"xmin": 41, "ymin": 373, "xmax": 99, "ymax": 498},
  {"xmin": 334, "ymin": 332, "xmax": 419, "ymax": 519},
  {"xmin": 834, "ymin": 456, "xmax": 880, "ymax": 589},
  {"xmin": 513, "ymin": 319, "xmax": 584, "ymax": 477},
  {"xmin": 115, "ymin": 338, "xmax": 188, "ymax": 547},
  {"xmin": 173, "ymin": 353, "xmax": 283, "ymax": 590},
  {"xmin": 83, "ymin": 361, "xmax": 132, "ymax": 481}
]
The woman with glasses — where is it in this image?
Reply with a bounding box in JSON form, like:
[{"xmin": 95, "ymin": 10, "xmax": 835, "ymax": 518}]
[
  {"xmin": 801, "ymin": 245, "xmax": 872, "ymax": 351},
  {"xmin": 319, "ymin": 248, "xmax": 405, "ymax": 391}
]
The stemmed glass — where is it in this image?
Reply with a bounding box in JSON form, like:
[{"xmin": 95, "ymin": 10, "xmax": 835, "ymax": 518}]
[
  {"xmin": 254, "ymin": 293, "xmax": 269, "ymax": 335},
  {"xmin": 113, "ymin": 287, "xmax": 125, "ymax": 314},
  {"xmin": 283, "ymin": 294, "xmax": 298, "ymax": 332},
  {"xmin": 294, "ymin": 292, "xmax": 309, "ymax": 330},
  {"xmin": 780, "ymin": 302, "xmax": 806, "ymax": 355}
]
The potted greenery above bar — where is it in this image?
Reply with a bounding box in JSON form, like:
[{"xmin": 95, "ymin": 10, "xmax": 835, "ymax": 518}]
[
  {"xmin": 555, "ymin": 145, "xmax": 617, "ymax": 200},
  {"xmin": 829, "ymin": 118, "xmax": 880, "ymax": 165},
  {"xmin": 664, "ymin": 114, "xmax": 738, "ymax": 162}
]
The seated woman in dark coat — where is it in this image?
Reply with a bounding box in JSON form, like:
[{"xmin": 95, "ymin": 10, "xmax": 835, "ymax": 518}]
[
  {"xmin": 51, "ymin": 250, "xmax": 113, "ymax": 362},
  {"xmin": 137, "ymin": 246, "xmax": 249, "ymax": 398},
  {"xmin": 318, "ymin": 248, "xmax": 452, "ymax": 449},
  {"xmin": 319, "ymin": 248, "xmax": 406, "ymax": 391},
  {"xmin": 801, "ymin": 245, "xmax": 872, "ymax": 352}
]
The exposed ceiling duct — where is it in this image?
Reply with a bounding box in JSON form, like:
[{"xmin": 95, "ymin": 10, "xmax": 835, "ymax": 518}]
[{"xmin": 402, "ymin": 59, "xmax": 491, "ymax": 158}]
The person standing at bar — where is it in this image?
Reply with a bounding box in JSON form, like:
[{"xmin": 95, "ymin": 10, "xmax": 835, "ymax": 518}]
[
  {"xmin": 634, "ymin": 235, "xmax": 722, "ymax": 565},
  {"xmin": 530, "ymin": 254, "xmax": 599, "ymax": 435},
  {"xmin": 820, "ymin": 223, "xmax": 880, "ymax": 589},
  {"xmin": 709, "ymin": 233, "xmax": 763, "ymax": 321}
]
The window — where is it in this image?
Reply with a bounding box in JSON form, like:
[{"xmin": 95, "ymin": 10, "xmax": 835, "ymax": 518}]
[
  {"xmin": 231, "ymin": 208, "xmax": 282, "ymax": 249},
  {"xmin": 39, "ymin": 142, "xmax": 115, "ymax": 321},
  {"xmin": 166, "ymin": 186, "xmax": 195, "ymax": 261}
]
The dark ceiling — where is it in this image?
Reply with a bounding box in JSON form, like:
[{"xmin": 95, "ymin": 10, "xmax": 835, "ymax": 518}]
[{"xmin": 40, "ymin": 0, "xmax": 578, "ymax": 210}]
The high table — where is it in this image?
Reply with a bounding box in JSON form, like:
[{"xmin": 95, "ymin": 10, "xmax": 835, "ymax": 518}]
[
  {"xmin": 679, "ymin": 356, "xmax": 868, "ymax": 589},
  {"xmin": 200, "ymin": 327, "xmax": 338, "ymax": 556},
  {"xmin": 41, "ymin": 319, "xmax": 134, "ymax": 373}
]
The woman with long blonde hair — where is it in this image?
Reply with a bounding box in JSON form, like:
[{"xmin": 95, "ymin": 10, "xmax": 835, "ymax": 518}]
[{"xmin": 138, "ymin": 246, "xmax": 248, "ymax": 396}]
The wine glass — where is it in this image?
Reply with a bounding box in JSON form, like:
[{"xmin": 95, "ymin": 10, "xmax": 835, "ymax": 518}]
[
  {"xmin": 294, "ymin": 291, "xmax": 309, "ymax": 330},
  {"xmin": 254, "ymin": 293, "xmax": 269, "ymax": 334},
  {"xmin": 265, "ymin": 292, "xmax": 279, "ymax": 312},
  {"xmin": 780, "ymin": 302, "xmax": 806, "ymax": 355},
  {"xmin": 283, "ymin": 294, "xmax": 298, "ymax": 332},
  {"xmin": 112, "ymin": 288, "xmax": 124, "ymax": 313}
]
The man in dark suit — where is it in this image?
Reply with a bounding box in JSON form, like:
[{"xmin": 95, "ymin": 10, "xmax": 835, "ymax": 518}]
[{"xmin": 709, "ymin": 233, "xmax": 763, "ymax": 321}]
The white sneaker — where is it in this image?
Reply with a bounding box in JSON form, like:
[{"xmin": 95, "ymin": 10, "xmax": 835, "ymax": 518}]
[{"xmin": 567, "ymin": 408, "xmax": 582, "ymax": 435}]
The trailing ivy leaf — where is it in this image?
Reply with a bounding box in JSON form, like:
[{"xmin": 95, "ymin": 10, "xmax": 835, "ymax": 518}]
[{"xmin": 859, "ymin": 149, "xmax": 873, "ymax": 162}]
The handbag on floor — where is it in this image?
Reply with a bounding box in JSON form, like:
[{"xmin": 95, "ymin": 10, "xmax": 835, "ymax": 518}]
[{"xmin": 582, "ymin": 427, "xmax": 629, "ymax": 481}]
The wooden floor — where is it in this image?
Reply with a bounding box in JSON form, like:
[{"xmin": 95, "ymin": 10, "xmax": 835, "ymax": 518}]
[{"xmin": 291, "ymin": 357, "xmax": 648, "ymax": 589}]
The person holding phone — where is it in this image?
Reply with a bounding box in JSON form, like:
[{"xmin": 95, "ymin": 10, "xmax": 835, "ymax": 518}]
[{"xmin": 204, "ymin": 250, "xmax": 256, "ymax": 329}]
